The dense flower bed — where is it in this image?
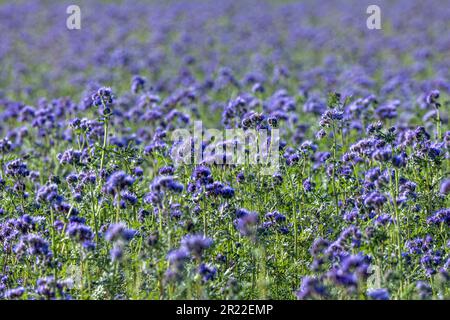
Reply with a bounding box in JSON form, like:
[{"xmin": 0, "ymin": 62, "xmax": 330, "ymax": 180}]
[{"xmin": 0, "ymin": 0, "xmax": 449, "ymax": 299}]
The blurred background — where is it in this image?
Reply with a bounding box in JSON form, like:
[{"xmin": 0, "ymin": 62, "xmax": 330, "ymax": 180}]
[{"xmin": 1, "ymin": 0, "xmax": 449, "ymax": 106}]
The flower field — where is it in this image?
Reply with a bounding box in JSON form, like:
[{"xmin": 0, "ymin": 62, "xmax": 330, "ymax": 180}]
[{"xmin": 0, "ymin": 0, "xmax": 449, "ymax": 300}]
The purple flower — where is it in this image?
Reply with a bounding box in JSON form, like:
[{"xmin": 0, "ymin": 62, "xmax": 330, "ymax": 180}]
[
  {"xmin": 364, "ymin": 191, "xmax": 387, "ymax": 210},
  {"xmin": 134, "ymin": 167, "xmax": 144, "ymax": 177},
  {"xmin": 192, "ymin": 166, "xmax": 213, "ymax": 185},
  {"xmin": 66, "ymin": 222, "xmax": 94, "ymax": 245},
  {"xmin": 4, "ymin": 159, "xmax": 29, "ymax": 178},
  {"xmin": 198, "ymin": 263, "xmax": 217, "ymax": 282},
  {"xmin": 220, "ymin": 186, "xmax": 235, "ymax": 199},
  {"xmin": 427, "ymin": 208, "xmax": 450, "ymax": 226},
  {"xmin": 118, "ymin": 190, "xmax": 138, "ymax": 207},
  {"xmin": 296, "ymin": 277, "xmax": 326, "ymax": 300},
  {"xmin": 167, "ymin": 248, "xmax": 189, "ymax": 265},
  {"xmin": 92, "ymin": 87, "xmax": 113, "ymax": 106},
  {"xmin": 165, "ymin": 247, "xmax": 190, "ymax": 281},
  {"xmin": 57, "ymin": 149, "xmax": 87, "ymax": 165},
  {"xmin": 326, "ymin": 254, "xmax": 370, "ymax": 291},
  {"xmin": 151, "ymin": 176, "xmax": 184, "ymax": 193},
  {"xmin": 15, "ymin": 234, "xmax": 51, "ymax": 258},
  {"xmin": 316, "ymin": 129, "xmax": 327, "ymax": 139},
  {"xmin": 440, "ymin": 179, "xmax": 450, "ymax": 195},
  {"xmin": 159, "ymin": 166, "xmax": 174, "ymax": 175},
  {"xmin": 180, "ymin": 234, "xmax": 213, "ymax": 257},
  {"xmin": 425, "ymin": 90, "xmax": 440, "ymax": 108},
  {"xmin": 36, "ymin": 184, "xmax": 62, "ymax": 204},
  {"xmin": 104, "ymin": 223, "xmax": 136, "ymax": 243},
  {"xmin": 36, "ymin": 276, "xmax": 72, "ymax": 299},
  {"xmin": 4, "ymin": 286, "xmax": 25, "ymax": 299},
  {"xmin": 131, "ymin": 75, "xmax": 146, "ymax": 94},
  {"xmin": 416, "ymin": 281, "xmax": 432, "ymax": 299},
  {"xmin": 235, "ymin": 212, "xmax": 259, "ymax": 237},
  {"xmin": 103, "ymin": 171, "xmax": 135, "ymax": 195},
  {"xmin": 303, "ymin": 178, "xmax": 313, "ymax": 192},
  {"xmin": 110, "ymin": 245, "xmax": 123, "ymax": 262},
  {"xmin": 367, "ymin": 288, "xmax": 390, "ymax": 300}
]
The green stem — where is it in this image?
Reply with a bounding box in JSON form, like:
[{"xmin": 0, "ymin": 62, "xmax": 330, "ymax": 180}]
[{"xmin": 100, "ymin": 118, "xmax": 109, "ymax": 172}]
